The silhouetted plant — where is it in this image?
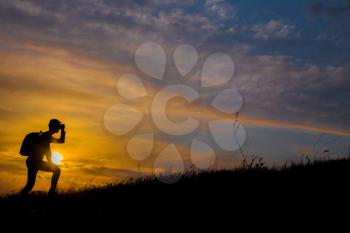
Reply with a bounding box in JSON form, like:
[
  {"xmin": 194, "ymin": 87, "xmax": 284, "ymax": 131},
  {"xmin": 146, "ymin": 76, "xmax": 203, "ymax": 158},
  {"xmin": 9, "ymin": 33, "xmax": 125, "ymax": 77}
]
[{"xmin": 241, "ymin": 155, "xmax": 266, "ymax": 170}]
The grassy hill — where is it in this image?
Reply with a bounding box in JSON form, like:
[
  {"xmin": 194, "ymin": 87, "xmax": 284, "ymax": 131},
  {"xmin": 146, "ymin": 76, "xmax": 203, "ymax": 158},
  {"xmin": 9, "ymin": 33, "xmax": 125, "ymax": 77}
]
[{"xmin": 1, "ymin": 158, "xmax": 349, "ymax": 229}]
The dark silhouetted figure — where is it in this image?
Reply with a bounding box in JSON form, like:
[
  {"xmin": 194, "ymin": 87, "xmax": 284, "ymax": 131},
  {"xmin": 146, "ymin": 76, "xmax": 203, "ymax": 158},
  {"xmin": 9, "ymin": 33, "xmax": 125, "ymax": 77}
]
[{"xmin": 20, "ymin": 119, "xmax": 66, "ymax": 196}]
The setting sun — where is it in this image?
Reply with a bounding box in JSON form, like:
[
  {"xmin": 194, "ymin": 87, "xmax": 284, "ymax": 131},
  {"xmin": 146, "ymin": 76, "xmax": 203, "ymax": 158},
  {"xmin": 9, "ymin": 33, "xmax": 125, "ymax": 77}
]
[{"xmin": 52, "ymin": 151, "xmax": 63, "ymax": 165}]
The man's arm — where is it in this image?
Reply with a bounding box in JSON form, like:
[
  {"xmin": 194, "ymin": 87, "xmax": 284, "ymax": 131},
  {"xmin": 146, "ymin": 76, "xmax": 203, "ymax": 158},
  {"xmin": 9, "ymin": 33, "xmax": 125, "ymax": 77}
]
[{"xmin": 51, "ymin": 126, "xmax": 66, "ymax": 144}]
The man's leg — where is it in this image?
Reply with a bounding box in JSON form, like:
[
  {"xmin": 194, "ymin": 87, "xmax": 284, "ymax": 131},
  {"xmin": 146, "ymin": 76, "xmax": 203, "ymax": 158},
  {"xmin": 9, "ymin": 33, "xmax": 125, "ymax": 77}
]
[
  {"xmin": 37, "ymin": 161, "xmax": 61, "ymax": 194},
  {"xmin": 49, "ymin": 164, "xmax": 61, "ymax": 194},
  {"xmin": 21, "ymin": 167, "xmax": 38, "ymax": 196}
]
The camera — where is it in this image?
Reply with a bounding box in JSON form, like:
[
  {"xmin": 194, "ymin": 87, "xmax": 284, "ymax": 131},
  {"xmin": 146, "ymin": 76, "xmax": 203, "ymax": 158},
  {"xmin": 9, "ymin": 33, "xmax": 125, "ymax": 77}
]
[{"xmin": 60, "ymin": 124, "xmax": 65, "ymax": 130}]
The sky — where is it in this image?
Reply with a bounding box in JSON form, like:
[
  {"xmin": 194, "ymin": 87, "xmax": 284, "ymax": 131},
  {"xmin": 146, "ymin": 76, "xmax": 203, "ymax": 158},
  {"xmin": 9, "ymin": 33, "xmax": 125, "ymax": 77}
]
[{"xmin": 0, "ymin": 0, "xmax": 350, "ymax": 194}]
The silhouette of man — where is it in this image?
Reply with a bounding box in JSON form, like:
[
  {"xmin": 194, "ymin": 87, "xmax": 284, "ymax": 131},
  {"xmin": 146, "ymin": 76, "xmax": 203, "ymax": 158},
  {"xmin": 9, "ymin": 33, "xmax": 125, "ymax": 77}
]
[{"xmin": 21, "ymin": 119, "xmax": 66, "ymax": 196}]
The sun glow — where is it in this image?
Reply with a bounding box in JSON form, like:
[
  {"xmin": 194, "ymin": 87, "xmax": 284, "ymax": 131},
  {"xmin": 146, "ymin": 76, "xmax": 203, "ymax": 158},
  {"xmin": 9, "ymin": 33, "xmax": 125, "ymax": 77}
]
[{"xmin": 52, "ymin": 151, "xmax": 63, "ymax": 165}]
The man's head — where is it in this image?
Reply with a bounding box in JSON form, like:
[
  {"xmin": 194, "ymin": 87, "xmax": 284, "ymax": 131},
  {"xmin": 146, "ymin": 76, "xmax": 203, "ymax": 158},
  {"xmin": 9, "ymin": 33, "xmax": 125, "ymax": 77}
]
[{"xmin": 48, "ymin": 119, "xmax": 62, "ymax": 133}]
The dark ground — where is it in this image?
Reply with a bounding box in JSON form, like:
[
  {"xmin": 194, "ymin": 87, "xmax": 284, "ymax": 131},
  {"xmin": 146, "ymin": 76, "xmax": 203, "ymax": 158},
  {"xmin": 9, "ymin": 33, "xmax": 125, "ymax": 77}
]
[{"xmin": 1, "ymin": 158, "xmax": 349, "ymax": 230}]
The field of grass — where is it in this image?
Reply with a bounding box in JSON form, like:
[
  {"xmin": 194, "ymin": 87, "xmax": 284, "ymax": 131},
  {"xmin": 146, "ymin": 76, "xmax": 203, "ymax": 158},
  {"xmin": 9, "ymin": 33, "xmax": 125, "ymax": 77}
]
[{"xmin": 1, "ymin": 158, "xmax": 349, "ymax": 229}]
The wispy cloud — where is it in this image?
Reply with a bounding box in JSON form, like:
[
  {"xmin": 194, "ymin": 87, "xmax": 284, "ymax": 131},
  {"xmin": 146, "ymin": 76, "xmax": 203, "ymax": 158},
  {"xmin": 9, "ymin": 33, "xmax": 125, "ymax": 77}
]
[
  {"xmin": 249, "ymin": 20, "xmax": 298, "ymax": 40},
  {"xmin": 306, "ymin": 0, "xmax": 350, "ymax": 20}
]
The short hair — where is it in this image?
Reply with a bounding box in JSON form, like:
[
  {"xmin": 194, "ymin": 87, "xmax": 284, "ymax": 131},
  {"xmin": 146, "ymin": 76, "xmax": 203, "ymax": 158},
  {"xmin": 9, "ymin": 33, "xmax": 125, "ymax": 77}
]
[{"xmin": 49, "ymin": 119, "xmax": 61, "ymax": 129}]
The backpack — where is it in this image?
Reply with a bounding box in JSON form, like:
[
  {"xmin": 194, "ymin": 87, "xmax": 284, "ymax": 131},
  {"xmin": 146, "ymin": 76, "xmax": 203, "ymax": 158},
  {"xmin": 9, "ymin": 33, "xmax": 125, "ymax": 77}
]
[{"xmin": 19, "ymin": 132, "xmax": 42, "ymax": 156}]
